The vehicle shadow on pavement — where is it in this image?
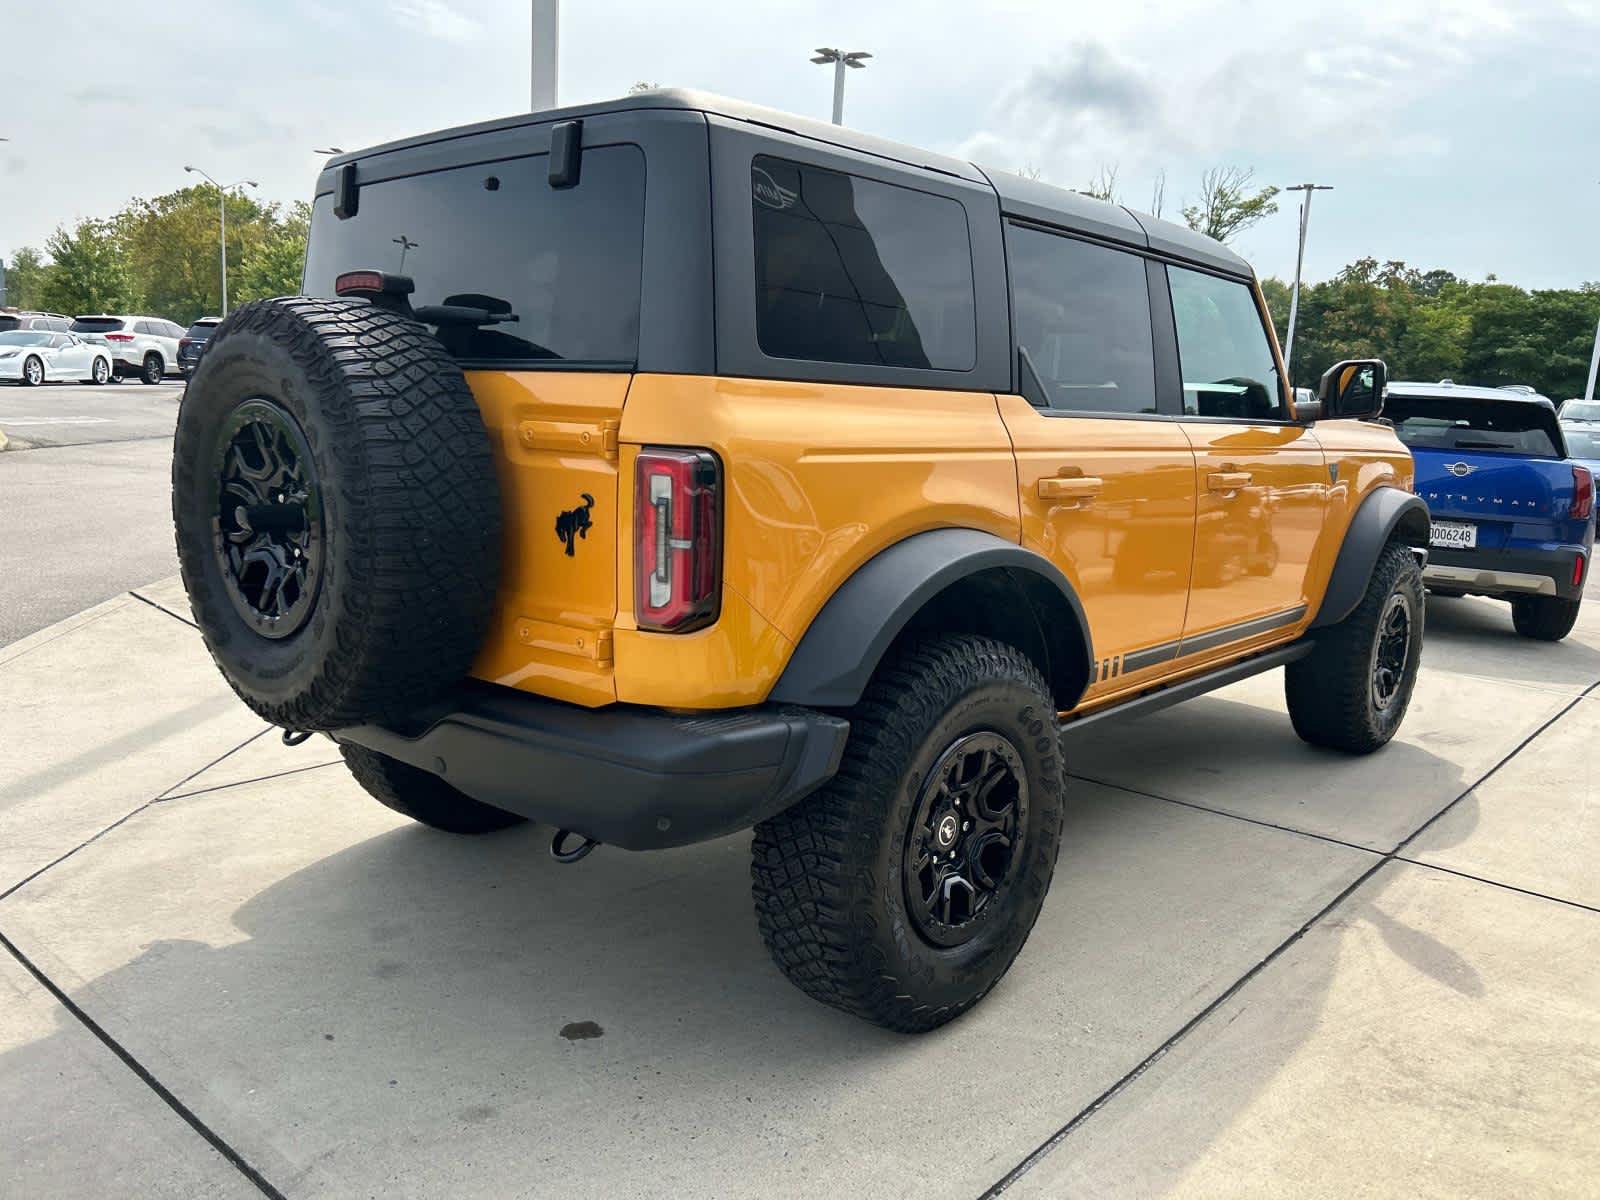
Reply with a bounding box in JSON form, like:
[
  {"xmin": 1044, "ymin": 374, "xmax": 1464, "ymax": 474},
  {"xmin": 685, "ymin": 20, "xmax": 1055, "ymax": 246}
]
[
  {"xmin": 0, "ymin": 715, "xmax": 1486, "ymax": 1197},
  {"xmin": 1422, "ymin": 594, "xmax": 1600, "ymax": 693}
]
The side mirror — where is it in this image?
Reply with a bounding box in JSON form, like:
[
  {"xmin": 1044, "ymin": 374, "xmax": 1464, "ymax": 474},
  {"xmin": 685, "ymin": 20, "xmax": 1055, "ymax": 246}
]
[{"xmin": 1316, "ymin": 358, "xmax": 1387, "ymax": 421}]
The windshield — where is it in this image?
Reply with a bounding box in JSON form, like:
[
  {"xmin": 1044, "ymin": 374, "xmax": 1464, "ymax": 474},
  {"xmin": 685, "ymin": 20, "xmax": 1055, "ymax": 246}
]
[
  {"xmin": 70, "ymin": 317, "xmax": 125, "ymax": 332},
  {"xmin": 1561, "ymin": 424, "xmax": 1600, "ymax": 459},
  {"xmin": 1387, "ymin": 393, "xmax": 1563, "ymax": 458},
  {"xmin": 0, "ymin": 331, "xmax": 52, "ymax": 346},
  {"xmin": 1560, "ymin": 400, "xmax": 1600, "ymax": 423}
]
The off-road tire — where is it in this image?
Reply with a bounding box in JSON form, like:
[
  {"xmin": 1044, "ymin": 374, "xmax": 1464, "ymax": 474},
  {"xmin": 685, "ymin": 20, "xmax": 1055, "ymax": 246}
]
[
  {"xmin": 751, "ymin": 635, "xmax": 1064, "ymax": 1033},
  {"xmin": 341, "ymin": 744, "xmax": 525, "ymax": 834},
  {"xmin": 173, "ymin": 296, "xmax": 501, "ymax": 731},
  {"xmin": 1510, "ymin": 594, "xmax": 1581, "ymax": 641},
  {"xmin": 141, "ymin": 353, "xmax": 164, "ymax": 384},
  {"xmin": 1286, "ymin": 540, "xmax": 1423, "ymax": 754}
]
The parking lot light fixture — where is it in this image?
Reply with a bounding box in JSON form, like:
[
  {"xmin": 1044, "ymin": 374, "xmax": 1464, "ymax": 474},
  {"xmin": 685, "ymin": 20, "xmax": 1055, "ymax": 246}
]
[
  {"xmin": 184, "ymin": 166, "xmax": 259, "ymax": 317},
  {"xmin": 810, "ymin": 47, "xmax": 871, "ymax": 125},
  {"xmin": 315, "ymin": 147, "xmax": 345, "ymax": 155}
]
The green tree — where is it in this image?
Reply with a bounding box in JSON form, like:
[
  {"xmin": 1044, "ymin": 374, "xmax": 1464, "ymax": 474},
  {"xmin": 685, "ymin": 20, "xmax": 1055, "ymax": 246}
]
[
  {"xmin": 120, "ymin": 186, "xmax": 277, "ymax": 324},
  {"xmin": 234, "ymin": 201, "xmax": 311, "ymax": 305},
  {"xmin": 2, "ymin": 245, "xmax": 51, "ymax": 310},
  {"xmin": 1182, "ymin": 167, "xmax": 1279, "ymax": 244},
  {"xmin": 37, "ymin": 219, "xmax": 136, "ymax": 315}
]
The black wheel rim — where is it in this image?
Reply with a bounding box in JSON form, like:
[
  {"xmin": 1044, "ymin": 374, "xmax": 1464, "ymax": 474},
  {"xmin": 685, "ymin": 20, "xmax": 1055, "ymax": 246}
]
[
  {"xmin": 904, "ymin": 731, "xmax": 1028, "ymax": 948},
  {"xmin": 145, "ymin": 358, "xmax": 160, "ymax": 382},
  {"xmin": 211, "ymin": 398, "xmax": 324, "ymax": 639},
  {"xmin": 1371, "ymin": 591, "xmax": 1413, "ymax": 712}
]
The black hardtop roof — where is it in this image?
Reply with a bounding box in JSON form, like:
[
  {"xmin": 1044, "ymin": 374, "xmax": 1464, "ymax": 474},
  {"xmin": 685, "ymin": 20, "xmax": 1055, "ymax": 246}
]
[{"xmin": 320, "ymin": 88, "xmax": 1250, "ymax": 278}]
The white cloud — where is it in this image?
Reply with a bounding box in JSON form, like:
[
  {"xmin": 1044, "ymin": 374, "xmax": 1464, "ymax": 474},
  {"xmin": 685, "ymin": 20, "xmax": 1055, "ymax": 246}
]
[{"xmin": 394, "ymin": 0, "xmax": 482, "ymax": 43}]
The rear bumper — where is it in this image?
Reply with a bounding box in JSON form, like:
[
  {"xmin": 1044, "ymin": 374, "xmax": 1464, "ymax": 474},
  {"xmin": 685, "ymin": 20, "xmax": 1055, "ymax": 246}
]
[
  {"xmin": 334, "ymin": 682, "xmax": 850, "ymax": 851},
  {"xmin": 1424, "ymin": 543, "xmax": 1586, "ymax": 601}
]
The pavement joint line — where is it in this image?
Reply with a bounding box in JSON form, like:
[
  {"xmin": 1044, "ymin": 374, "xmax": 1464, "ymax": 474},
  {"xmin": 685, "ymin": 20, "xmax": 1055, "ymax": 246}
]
[
  {"xmin": 158, "ymin": 758, "xmax": 344, "ymax": 803},
  {"xmin": 1069, "ymin": 772, "xmax": 1382, "ymax": 858},
  {"xmin": 0, "ymin": 728, "xmax": 271, "ymax": 904},
  {"xmin": 983, "ymin": 679, "xmax": 1600, "ymax": 1198},
  {"xmin": 129, "ymin": 588, "xmax": 198, "ymax": 630},
  {"xmin": 154, "ymin": 727, "xmax": 273, "ymax": 800},
  {"xmin": 0, "ymin": 925, "xmax": 287, "ymax": 1200},
  {"xmin": 1395, "ymin": 856, "xmax": 1600, "ymax": 916},
  {"xmin": 0, "ymin": 433, "xmax": 175, "ymax": 453}
]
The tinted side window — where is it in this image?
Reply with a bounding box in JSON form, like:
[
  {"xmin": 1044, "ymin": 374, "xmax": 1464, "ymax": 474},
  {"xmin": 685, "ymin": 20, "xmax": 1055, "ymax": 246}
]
[
  {"xmin": 751, "ymin": 155, "xmax": 975, "ymax": 371},
  {"xmin": 134, "ymin": 320, "xmax": 155, "ymax": 335},
  {"xmin": 46, "ymin": 318, "xmax": 70, "ymax": 332},
  {"xmin": 304, "ymin": 145, "xmax": 646, "ymax": 366},
  {"xmin": 1167, "ymin": 266, "xmax": 1286, "ymax": 420},
  {"xmin": 1007, "ymin": 224, "xmax": 1156, "ymax": 415}
]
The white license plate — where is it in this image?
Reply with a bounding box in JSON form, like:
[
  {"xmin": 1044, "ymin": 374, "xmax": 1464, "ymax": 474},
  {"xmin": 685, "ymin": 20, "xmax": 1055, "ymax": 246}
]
[{"xmin": 1430, "ymin": 521, "xmax": 1478, "ymax": 550}]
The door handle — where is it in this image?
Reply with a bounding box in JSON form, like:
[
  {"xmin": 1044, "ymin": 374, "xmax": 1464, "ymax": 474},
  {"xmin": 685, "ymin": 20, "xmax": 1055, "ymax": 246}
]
[
  {"xmin": 1038, "ymin": 475, "xmax": 1104, "ymax": 502},
  {"xmin": 1207, "ymin": 471, "xmax": 1253, "ymax": 493}
]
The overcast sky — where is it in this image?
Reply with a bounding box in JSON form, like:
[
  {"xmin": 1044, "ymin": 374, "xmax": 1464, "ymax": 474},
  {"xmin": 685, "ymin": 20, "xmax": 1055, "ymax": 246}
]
[{"xmin": 3, "ymin": 0, "xmax": 1596, "ymax": 289}]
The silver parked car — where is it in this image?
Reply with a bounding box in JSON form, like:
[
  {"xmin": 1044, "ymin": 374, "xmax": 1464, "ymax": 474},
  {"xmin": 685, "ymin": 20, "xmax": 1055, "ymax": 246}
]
[
  {"xmin": 69, "ymin": 314, "xmax": 185, "ymax": 383},
  {"xmin": 0, "ymin": 330, "xmax": 114, "ymax": 386}
]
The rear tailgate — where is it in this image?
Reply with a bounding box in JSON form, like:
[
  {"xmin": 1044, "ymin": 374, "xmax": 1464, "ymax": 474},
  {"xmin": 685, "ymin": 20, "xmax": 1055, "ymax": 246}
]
[
  {"xmin": 301, "ymin": 138, "xmax": 649, "ymax": 707},
  {"xmin": 1390, "ymin": 390, "xmax": 1591, "ymax": 550}
]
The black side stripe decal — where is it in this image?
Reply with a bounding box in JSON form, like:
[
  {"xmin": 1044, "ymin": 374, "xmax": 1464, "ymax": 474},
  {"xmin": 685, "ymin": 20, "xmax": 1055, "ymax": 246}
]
[{"xmin": 1110, "ymin": 605, "xmax": 1307, "ymax": 680}]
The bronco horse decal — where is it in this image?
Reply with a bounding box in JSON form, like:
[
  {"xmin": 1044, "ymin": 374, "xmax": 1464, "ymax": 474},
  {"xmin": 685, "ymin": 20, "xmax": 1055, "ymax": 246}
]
[{"xmin": 555, "ymin": 493, "xmax": 596, "ymax": 556}]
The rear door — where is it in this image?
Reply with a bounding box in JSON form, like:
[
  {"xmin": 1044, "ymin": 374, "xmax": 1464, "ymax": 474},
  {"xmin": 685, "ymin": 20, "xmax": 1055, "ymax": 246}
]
[
  {"xmin": 302, "ymin": 137, "xmax": 651, "ymax": 706},
  {"xmin": 1162, "ymin": 265, "xmax": 1329, "ymax": 643},
  {"xmin": 998, "ymin": 222, "xmax": 1196, "ymax": 698}
]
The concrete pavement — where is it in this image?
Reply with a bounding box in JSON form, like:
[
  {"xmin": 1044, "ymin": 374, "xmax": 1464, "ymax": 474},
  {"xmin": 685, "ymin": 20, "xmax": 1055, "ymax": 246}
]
[
  {"xmin": 1, "ymin": 582, "xmax": 1597, "ymax": 1198},
  {"xmin": 0, "ymin": 381, "xmax": 182, "ymax": 644}
]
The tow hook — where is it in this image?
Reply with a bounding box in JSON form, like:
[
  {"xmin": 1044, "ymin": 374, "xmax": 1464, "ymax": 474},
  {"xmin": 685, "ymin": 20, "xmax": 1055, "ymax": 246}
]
[
  {"xmin": 551, "ymin": 829, "xmax": 600, "ymax": 864},
  {"xmin": 282, "ymin": 729, "xmax": 313, "ymax": 747}
]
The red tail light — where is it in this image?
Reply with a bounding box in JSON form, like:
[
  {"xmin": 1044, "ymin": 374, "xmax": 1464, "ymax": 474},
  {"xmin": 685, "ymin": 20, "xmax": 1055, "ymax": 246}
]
[
  {"xmin": 634, "ymin": 447, "xmax": 721, "ymax": 632},
  {"xmin": 179, "ymin": 338, "xmax": 193, "ymax": 350},
  {"xmin": 1571, "ymin": 465, "xmax": 1594, "ymax": 521},
  {"xmin": 104, "ymin": 333, "xmax": 134, "ymax": 342},
  {"xmin": 1574, "ymin": 554, "xmax": 1587, "ymax": 589}
]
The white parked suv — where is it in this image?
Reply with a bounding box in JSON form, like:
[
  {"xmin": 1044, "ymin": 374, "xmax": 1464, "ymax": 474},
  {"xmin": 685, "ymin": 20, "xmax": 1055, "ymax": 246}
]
[{"xmin": 70, "ymin": 314, "xmax": 185, "ymax": 384}]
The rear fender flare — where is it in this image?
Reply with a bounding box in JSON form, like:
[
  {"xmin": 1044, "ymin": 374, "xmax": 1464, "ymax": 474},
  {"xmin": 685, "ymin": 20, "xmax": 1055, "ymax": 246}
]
[
  {"xmin": 768, "ymin": 528, "xmax": 1093, "ymax": 709},
  {"xmin": 1310, "ymin": 486, "xmax": 1429, "ymax": 628}
]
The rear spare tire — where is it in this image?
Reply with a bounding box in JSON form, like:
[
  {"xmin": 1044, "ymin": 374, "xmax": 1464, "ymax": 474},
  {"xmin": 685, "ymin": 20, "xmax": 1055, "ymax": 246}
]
[{"xmin": 172, "ymin": 296, "xmax": 501, "ymax": 731}]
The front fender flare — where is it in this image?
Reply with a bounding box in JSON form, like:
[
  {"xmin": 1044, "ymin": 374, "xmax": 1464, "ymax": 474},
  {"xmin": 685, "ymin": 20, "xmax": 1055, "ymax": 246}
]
[
  {"xmin": 1309, "ymin": 485, "xmax": 1429, "ymax": 628},
  {"xmin": 768, "ymin": 528, "xmax": 1093, "ymax": 709}
]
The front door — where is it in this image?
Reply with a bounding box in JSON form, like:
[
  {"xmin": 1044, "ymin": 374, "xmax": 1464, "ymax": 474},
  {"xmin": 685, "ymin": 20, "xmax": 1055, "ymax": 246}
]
[
  {"xmin": 1163, "ymin": 264, "xmax": 1330, "ymax": 647},
  {"xmin": 998, "ymin": 223, "xmax": 1197, "ymax": 702}
]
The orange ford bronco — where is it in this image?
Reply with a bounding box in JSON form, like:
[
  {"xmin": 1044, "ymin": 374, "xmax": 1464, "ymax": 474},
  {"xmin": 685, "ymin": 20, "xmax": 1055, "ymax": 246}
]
[{"xmin": 173, "ymin": 91, "xmax": 1428, "ymax": 1032}]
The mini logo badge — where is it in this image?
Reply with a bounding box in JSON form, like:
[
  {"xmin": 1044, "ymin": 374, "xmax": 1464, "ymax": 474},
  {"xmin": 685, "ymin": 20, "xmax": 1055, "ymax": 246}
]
[
  {"xmin": 751, "ymin": 166, "xmax": 797, "ymax": 210},
  {"xmin": 555, "ymin": 493, "xmax": 595, "ymax": 557},
  {"xmin": 1445, "ymin": 462, "xmax": 1477, "ymax": 477}
]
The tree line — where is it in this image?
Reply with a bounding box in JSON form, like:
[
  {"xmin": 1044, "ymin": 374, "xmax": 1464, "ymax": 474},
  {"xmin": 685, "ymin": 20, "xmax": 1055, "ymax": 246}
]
[
  {"xmin": 1261, "ymin": 260, "xmax": 1599, "ymax": 401},
  {"xmin": 3, "ymin": 187, "xmax": 310, "ymax": 326}
]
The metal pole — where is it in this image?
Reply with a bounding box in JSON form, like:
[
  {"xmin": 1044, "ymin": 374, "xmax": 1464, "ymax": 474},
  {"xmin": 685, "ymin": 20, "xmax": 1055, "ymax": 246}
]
[
  {"xmin": 219, "ymin": 188, "xmax": 228, "ymax": 317},
  {"xmin": 1585, "ymin": 311, "xmax": 1600, "ymax": 403},
  {"xmin": 832, "ymin": 58, "xmax": 846, "ymax": 125},
  {"xmin": 531, "ymin": 0, "xmax": 559, "ymax": 111},
  {"xmin": 1281, "ymin": 183, "xmax": 1331, "ymax": 379}
]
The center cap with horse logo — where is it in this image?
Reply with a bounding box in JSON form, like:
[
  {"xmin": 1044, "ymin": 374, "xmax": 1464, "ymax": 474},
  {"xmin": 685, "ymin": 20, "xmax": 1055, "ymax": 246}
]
[{"xmin": 555, "ymin": 493, "xmax": 595, "ymax": 557}]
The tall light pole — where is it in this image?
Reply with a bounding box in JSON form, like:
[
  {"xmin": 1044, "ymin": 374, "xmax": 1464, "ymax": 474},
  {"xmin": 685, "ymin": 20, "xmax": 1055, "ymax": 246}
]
[
  {"xmin": 1586, "ymin": 182, "xmax": 1600, "ymax": 405},
  {"xmin": 184, "ymin": 166, "xmax": 257, "ymax": 317},
  {"xmin": 532, "ymin": 0, "xmax": 559, "ymax": 111},
  {"xmin": 810, "ymin": 48, "xmax": 871, "ymax": 125},
  {"xmin": 1282, "ymin": 182, "xmax": 1332, "ymax": 380}
]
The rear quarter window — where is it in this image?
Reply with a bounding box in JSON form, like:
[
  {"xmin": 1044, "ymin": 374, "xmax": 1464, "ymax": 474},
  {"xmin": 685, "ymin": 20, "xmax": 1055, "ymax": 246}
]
[
  {"xmin": 303, "ymin": 144, "xmax": 646, "ymax": 368},
  {"xmin": 751, "ymin": 155, "xmax": 976, "ymax": 371}
]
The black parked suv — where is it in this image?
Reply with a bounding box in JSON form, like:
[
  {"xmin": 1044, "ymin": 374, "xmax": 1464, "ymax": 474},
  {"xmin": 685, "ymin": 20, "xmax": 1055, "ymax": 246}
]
[{"xmin": 178, "ymin": 317, "xmax": 221, "ymax": 377}]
